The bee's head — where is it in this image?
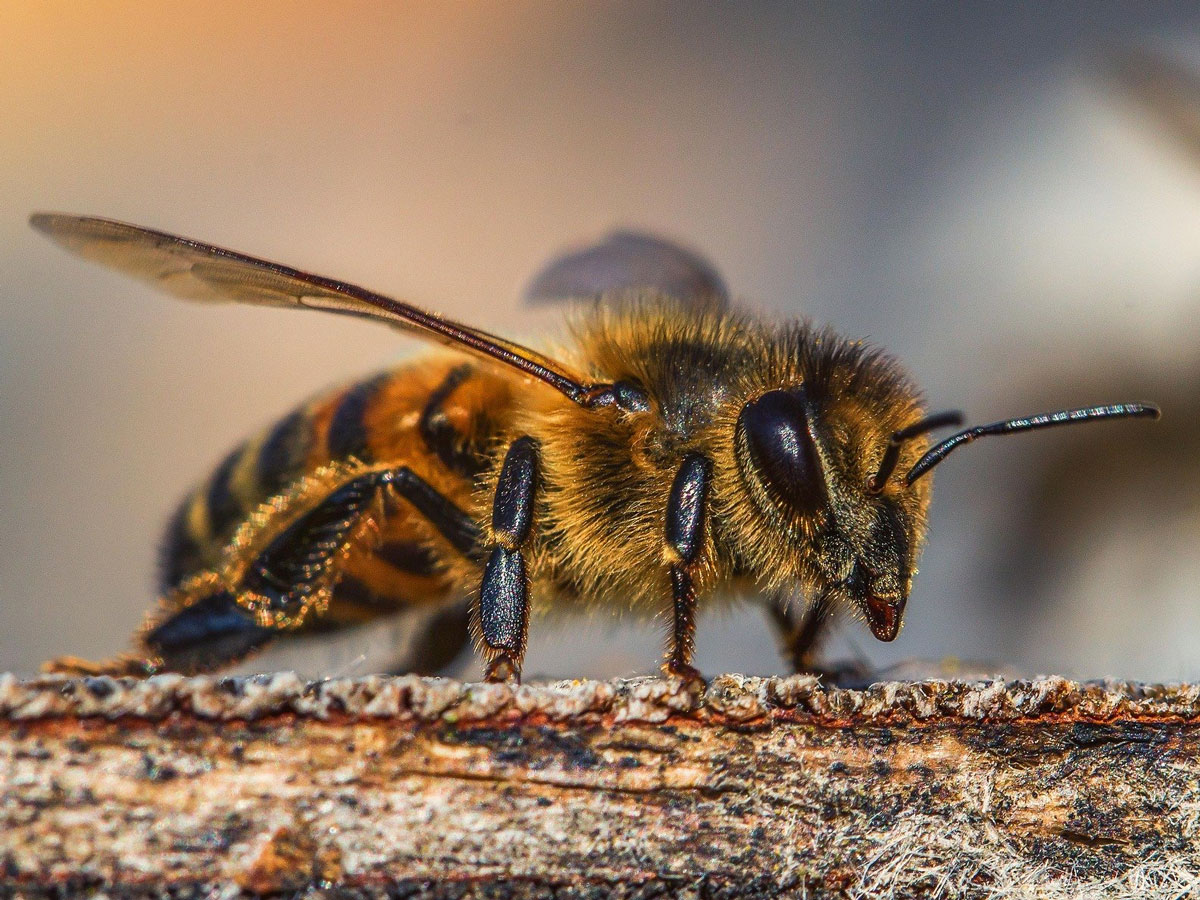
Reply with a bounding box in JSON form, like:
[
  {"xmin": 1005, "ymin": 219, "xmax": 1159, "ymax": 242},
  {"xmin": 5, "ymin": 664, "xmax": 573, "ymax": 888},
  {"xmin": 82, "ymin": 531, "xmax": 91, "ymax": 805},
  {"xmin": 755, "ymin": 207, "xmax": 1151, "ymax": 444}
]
[
  {"xmin": 731, "ymin": 379, "xmax": 938, "ymax": 641},
  {"xmin": 725, "ymin": 331, "xmax": 1158, "ymax": 643}
]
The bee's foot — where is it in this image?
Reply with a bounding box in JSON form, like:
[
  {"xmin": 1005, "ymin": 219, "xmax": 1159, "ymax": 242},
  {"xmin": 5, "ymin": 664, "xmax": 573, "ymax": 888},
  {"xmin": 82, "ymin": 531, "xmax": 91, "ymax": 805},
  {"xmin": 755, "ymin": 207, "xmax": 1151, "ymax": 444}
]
[
  {"xmin": 663, "ymin": 661, "xmax": 707, "ymax": 693},
  {"xmin": 484, "ymin": 655, "xmax": 521, "ymax": 685}
]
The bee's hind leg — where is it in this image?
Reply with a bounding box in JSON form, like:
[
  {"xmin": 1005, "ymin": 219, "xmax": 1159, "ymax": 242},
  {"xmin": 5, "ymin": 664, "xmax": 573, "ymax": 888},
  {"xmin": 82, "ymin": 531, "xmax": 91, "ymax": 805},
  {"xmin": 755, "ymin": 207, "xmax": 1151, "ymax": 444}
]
[
  {"xmin": 49, "ymin": 465, "xmax": 483, "ymax": 678},
  {"xmin": 40, "ymin": 570, "xmax": 271, "ymax": 677},
  {"xmin": 158, "ymin": 465, "xmax": 482, "ymax": 674},
  {"xmin": 131, "ymin": 470, "xmax": 406, "ymax": 674}
]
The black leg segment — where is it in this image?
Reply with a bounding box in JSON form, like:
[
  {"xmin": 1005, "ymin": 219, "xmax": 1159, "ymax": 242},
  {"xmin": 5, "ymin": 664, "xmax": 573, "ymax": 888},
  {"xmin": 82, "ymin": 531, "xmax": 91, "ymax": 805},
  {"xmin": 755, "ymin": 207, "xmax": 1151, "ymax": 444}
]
[
  {"xmin": 491, "ymin": 436, "xmax": 539, "ymax": 548},
  {"xmin": 385, "ymin": 467, "xmax": 483, "ymax": 560},
  {"xmin": 765, "ymin": 591, "xmax": 832, "ymax": 673},
  {"xmin": 480, "ymin": 547, "xmax": 527, "ymax": 652},
  {"xmin": 243, "ymin": 469, "xmax": 395, "ymax": 617},
  {"xmin": 478, "ymin": 436, "xmax": 540, "ymax": 682},
  {"xmin": 668, "ymin": 564, "xmax": 698, "ymax": 677},
  {"xmin": 151, "ymin": 466, "xmax": 480, "ymax": 668},
  {"xmin": 663, "ymin": 453, "xmax": 711, "ymax": 679},
  {"xmin": 143, "ymin": 590, "xmax": 275, "ymax": 674},
  {"xmin": 239, "ymin": 464, "xmax": 482, "ymax": 618},
  {"xmin": 666, "ymin": 453, "xmax": 710, "ymax": 563},
  {"xmin": 764, "ymin": 591, "xmax": 875, "ymax": 685}
]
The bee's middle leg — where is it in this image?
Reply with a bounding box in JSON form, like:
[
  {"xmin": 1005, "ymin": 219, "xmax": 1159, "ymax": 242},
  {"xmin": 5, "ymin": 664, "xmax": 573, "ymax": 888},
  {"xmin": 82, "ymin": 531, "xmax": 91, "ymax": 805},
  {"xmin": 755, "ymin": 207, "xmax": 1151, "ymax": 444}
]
[
  {"xmin": 478, "ymin": 436, "xmax": 539, "ymax": 683},
  {"xmin": 663, "ymin": 453, "xmax": 712, "ymax": 683}
]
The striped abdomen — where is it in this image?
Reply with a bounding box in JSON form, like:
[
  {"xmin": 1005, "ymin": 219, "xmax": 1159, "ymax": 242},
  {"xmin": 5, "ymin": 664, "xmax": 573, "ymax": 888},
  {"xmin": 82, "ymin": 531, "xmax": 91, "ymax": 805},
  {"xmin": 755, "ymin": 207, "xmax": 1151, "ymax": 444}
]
[{"xmin": 159, "ymin": 357, "xmax": 514, "ymax": 622}]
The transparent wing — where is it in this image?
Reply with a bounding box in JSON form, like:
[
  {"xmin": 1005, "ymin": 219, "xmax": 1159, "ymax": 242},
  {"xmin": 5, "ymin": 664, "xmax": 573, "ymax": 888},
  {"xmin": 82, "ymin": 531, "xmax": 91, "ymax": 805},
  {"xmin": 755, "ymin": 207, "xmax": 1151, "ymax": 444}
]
[
  {"xmin": 31, "ymin": 213, "xmax": 597, "ymax": 404},
  {"xmin": 524, "ymin": 229, "xmax": 729, "ymax": 310}
]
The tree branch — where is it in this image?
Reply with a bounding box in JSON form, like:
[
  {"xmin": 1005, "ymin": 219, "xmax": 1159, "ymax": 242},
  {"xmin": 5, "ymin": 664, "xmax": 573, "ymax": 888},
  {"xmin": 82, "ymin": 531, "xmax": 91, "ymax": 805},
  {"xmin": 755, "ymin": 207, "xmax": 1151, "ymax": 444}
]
[{"xmin": 2, "ymin": 672, "xmax": 1199, "ymax": 899}]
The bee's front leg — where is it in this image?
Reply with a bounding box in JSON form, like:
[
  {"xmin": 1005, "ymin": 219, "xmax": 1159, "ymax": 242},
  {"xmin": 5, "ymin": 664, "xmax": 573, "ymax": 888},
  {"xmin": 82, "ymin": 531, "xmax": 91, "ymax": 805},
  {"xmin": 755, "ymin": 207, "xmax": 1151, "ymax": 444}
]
[
  {"xmin": 478, "ymin": 436, "xmax": 540, "ymax": 683},
  {"xmin": 765, "ymin": 592, "xmax": 833, "ymax": 674},
  {"xmin": 765, "ymin": 593, "xmax": 879, "ymax": 686},
  {"xmin": 663, "ymin": 453, "xmax": 712, "ymax": 683}
]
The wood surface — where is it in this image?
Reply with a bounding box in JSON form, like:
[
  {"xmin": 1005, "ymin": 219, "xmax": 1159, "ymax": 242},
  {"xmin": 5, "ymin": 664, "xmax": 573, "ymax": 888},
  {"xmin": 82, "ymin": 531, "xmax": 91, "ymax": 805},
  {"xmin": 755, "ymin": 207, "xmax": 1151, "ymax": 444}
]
[{"xmin": 2, "ymin": 671, "xmax": 1199, "ymax": 899}]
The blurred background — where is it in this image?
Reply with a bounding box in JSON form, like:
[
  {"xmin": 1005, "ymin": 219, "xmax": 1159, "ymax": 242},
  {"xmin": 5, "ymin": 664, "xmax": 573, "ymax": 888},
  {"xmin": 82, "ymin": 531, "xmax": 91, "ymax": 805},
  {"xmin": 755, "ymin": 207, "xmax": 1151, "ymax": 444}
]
[{"xmin": 2, "ymin": 3, "xmax": 1199, "ymax": 681}]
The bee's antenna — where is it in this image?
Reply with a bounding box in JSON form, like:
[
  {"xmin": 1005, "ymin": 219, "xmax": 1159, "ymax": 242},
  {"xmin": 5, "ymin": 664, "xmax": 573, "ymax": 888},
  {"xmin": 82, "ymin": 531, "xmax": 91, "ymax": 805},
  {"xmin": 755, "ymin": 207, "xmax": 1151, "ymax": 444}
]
[
  {"xmin": 868, "ymin": 410, "xmax": 964, "ymax": 493},
  {"xmin": 905, "ymin": 402, "xmax": 1161, "ymax": 485}
]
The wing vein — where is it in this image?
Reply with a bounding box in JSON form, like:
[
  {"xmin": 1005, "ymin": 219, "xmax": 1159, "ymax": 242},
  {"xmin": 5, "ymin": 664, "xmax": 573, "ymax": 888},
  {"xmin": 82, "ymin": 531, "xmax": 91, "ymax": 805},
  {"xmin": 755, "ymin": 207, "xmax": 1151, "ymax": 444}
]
[{"xmin": 30, "ymin": 212, "xmax": 599, "ymax": 405}]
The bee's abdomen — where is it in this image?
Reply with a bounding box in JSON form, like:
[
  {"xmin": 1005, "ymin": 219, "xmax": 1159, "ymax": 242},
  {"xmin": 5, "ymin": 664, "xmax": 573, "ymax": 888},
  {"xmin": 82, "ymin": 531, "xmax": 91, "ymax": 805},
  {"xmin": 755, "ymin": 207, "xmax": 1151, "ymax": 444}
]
[
  {"xmin": 159, "ymin": 500, "xmax": 209, "ymax": 590},
  {"xmin": 256, "ymin": 408, "xmax": 314, "ymax": 499},
  {"xmin": 159, "ymin": 424, "xmax": 307, "ymax": 591},
  {"xmin": 158, "ymin": 360, "xmax": 508, "ymax": 595}
]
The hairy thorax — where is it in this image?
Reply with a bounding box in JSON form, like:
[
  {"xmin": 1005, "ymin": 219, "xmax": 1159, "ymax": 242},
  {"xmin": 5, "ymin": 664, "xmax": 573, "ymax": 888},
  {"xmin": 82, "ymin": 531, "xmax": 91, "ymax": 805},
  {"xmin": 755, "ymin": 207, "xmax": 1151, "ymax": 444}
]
[{"xmin": 508, "ymin": 301, "xmax": 765, "ymax": 615}]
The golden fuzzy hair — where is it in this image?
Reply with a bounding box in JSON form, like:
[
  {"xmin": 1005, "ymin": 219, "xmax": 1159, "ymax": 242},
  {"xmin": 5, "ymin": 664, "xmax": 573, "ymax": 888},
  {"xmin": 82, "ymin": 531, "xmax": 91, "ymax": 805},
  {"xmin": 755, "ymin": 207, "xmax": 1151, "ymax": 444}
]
[{"xmin": 499, "ymin": 296, "xmax": 933, "ymax": 625}]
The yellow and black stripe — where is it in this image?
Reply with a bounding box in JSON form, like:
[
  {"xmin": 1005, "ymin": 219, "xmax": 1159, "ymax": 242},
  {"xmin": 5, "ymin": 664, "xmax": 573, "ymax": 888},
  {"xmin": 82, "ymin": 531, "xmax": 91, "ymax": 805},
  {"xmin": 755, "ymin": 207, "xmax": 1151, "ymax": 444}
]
[{"xmin": 153, "ymin": 358, "xmax": 517, "ymax": 663}]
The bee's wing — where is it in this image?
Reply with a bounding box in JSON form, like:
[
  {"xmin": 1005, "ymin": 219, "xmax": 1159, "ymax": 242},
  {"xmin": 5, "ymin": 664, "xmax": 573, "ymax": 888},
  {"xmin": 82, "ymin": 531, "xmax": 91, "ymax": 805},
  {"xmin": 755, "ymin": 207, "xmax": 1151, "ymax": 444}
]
[
  {"xmin": 524, "ymin": 230, "xmax": 729, "ymax": 309},
  {"xmin": 31, "ymin": 213, "xmax": 598, "ymax": 404}
]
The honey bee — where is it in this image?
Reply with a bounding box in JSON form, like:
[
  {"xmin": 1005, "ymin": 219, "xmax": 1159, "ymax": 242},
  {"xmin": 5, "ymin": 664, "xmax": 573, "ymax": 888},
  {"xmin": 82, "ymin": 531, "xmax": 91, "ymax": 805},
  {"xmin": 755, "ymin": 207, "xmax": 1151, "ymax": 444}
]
[{"xmin": 32, "ymin": 214, "xmax": 1160, "ymax": 683}]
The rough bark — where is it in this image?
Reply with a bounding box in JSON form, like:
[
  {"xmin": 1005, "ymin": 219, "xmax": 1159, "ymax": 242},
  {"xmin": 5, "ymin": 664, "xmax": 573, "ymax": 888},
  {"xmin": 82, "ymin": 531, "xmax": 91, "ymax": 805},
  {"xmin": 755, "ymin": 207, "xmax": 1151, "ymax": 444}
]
[{"xmin": 2, "ymin": 672, "xmax": 1199, "ymax": 899}]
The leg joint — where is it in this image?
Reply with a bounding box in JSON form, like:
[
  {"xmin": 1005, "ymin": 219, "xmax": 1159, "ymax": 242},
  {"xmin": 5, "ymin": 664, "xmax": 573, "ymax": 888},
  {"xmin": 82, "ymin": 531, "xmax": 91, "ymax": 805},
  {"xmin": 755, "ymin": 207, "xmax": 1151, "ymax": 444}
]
[{"xmin": 383, "ymin": 466, "xmax": 482, "ymax": 560}]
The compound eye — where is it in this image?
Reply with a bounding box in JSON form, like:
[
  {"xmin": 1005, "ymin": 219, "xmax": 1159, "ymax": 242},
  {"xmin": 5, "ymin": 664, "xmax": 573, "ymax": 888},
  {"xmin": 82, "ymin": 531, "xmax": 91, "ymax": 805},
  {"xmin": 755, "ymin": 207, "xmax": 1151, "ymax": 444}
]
[{"xmin": 737, "ymin": 387, "xmax": 827, "ymax": 515}]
